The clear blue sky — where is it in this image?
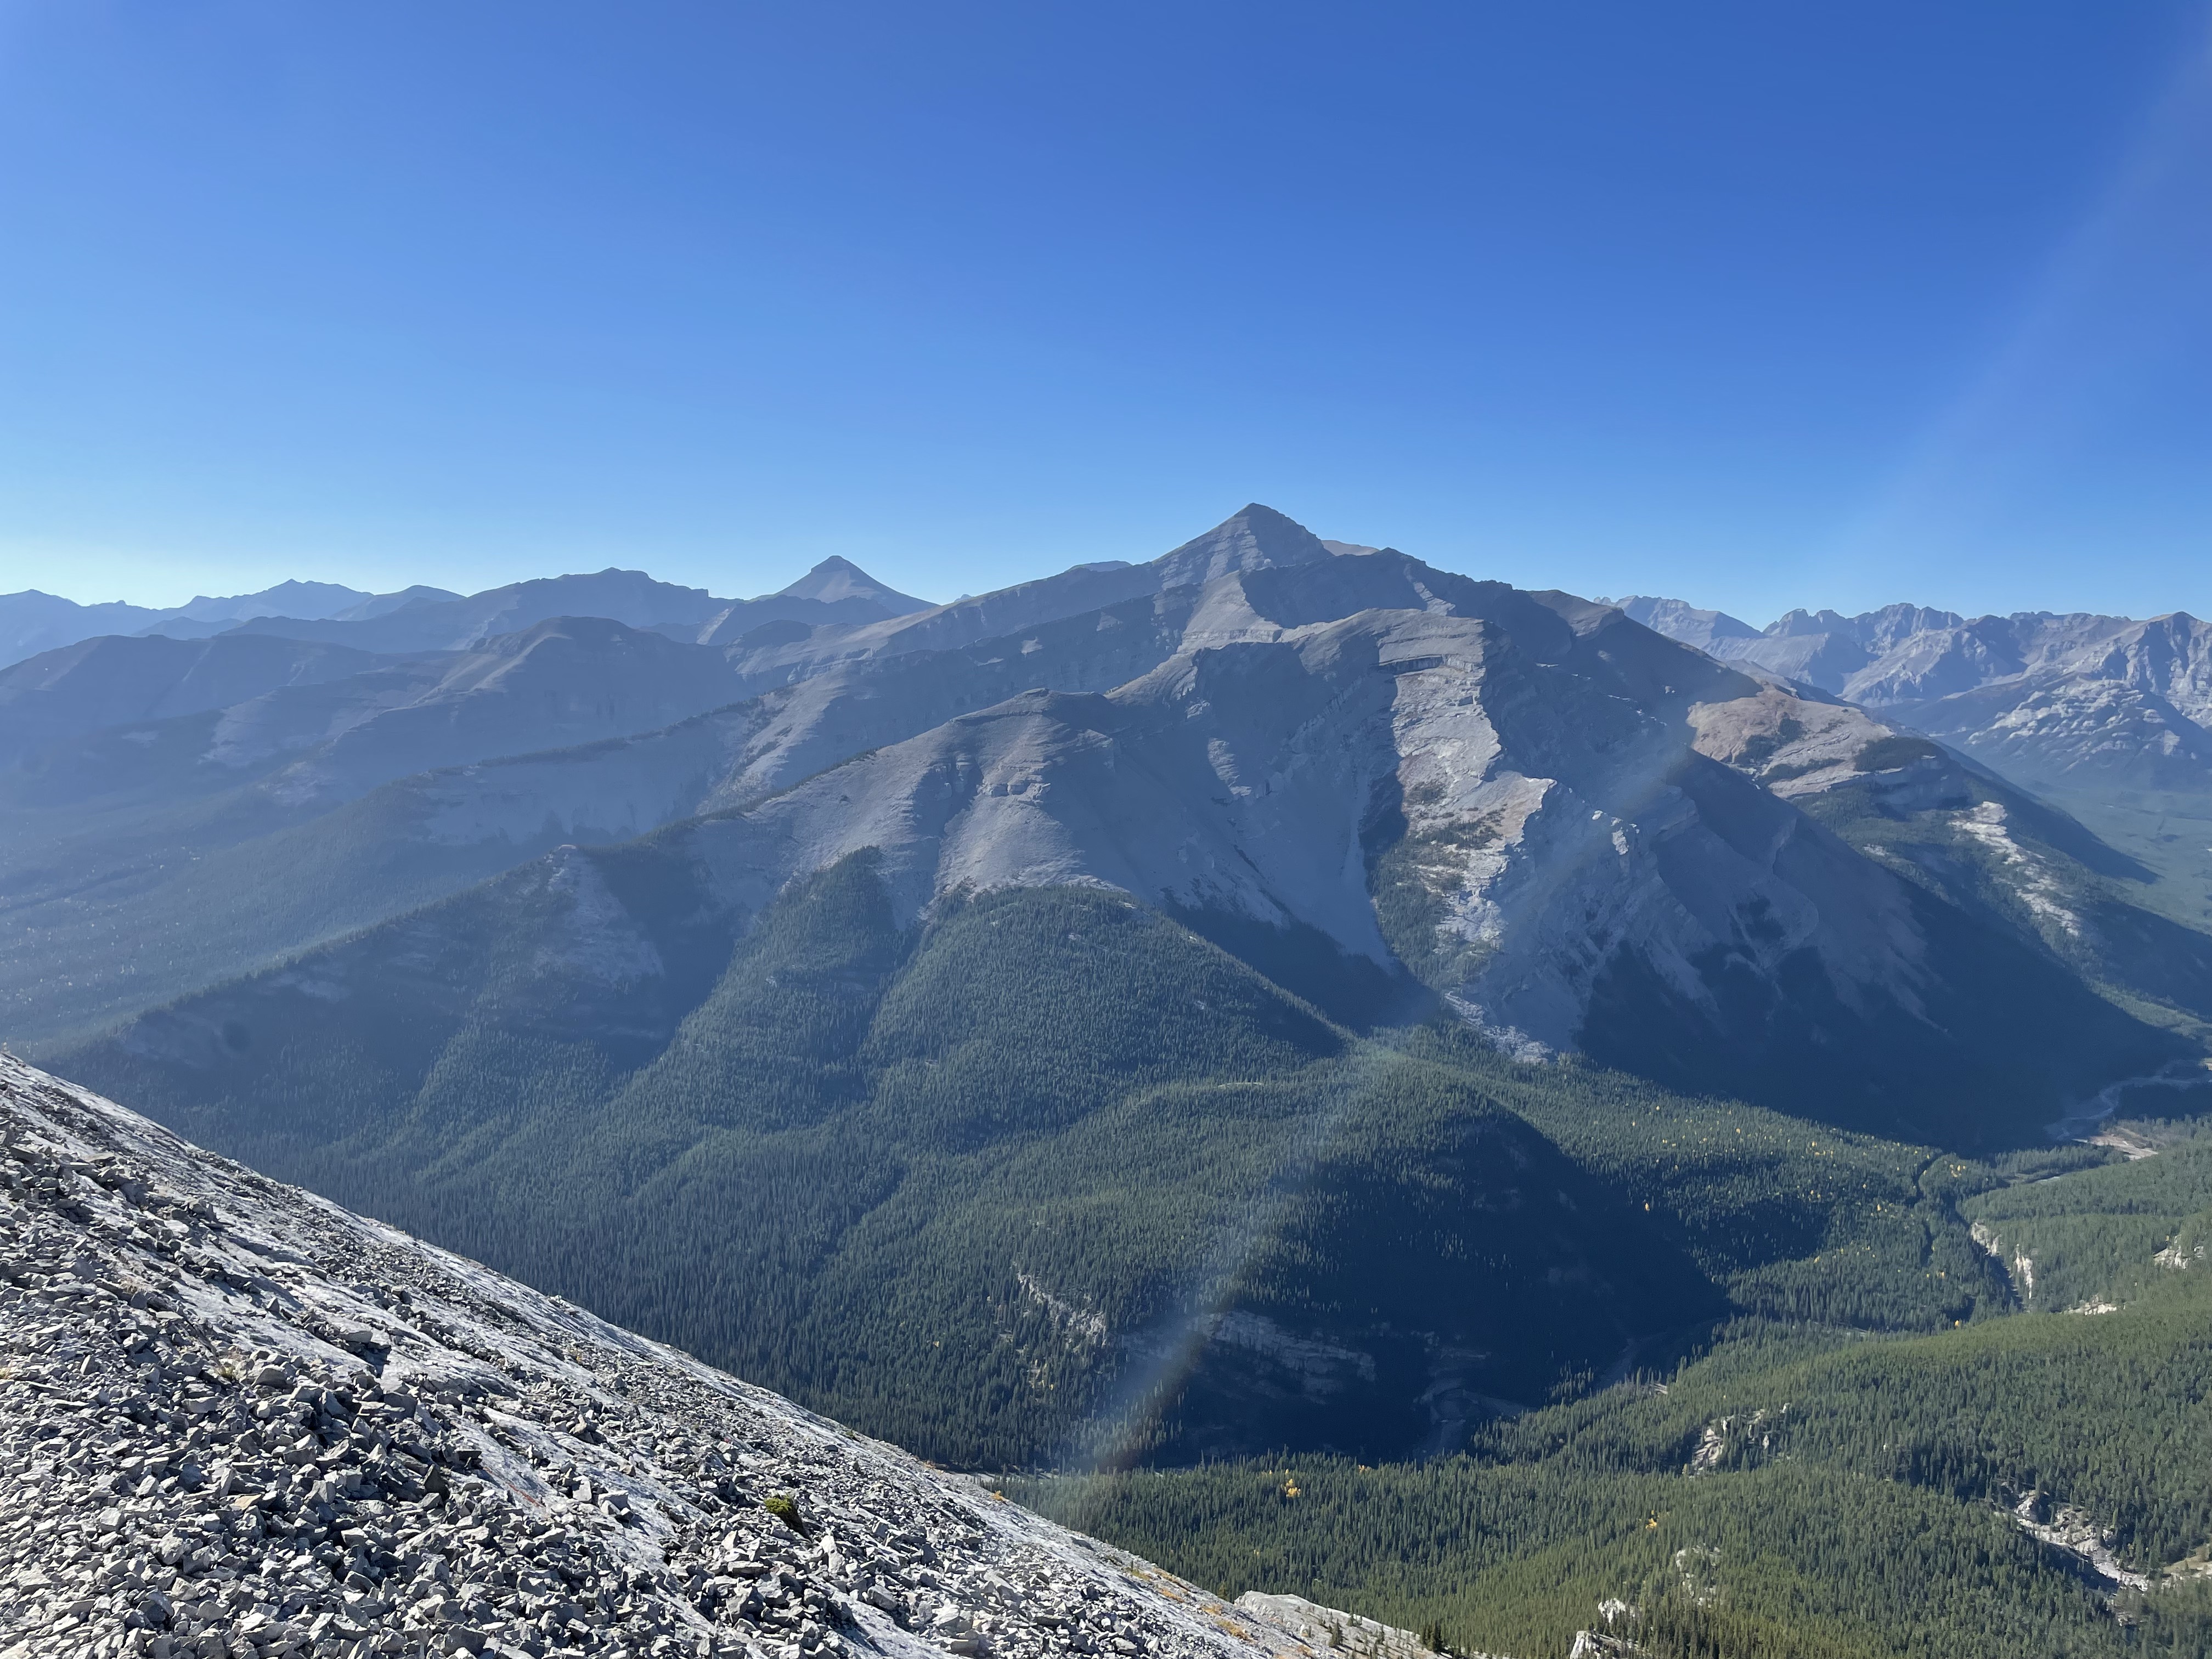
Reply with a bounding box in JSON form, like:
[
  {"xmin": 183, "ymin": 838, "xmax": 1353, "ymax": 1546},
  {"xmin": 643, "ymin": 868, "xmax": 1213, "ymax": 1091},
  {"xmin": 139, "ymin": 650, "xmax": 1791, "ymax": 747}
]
[{"xmin": 2, "ymin": 2, "xmax": 2207, "ymax": 623}]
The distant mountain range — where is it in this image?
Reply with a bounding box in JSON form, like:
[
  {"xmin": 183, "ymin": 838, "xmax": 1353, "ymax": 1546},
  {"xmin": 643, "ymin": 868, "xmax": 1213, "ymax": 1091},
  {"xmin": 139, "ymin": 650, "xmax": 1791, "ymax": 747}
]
[
  {"xmin": 0, "ymin": 578, "xmax": 460, "ymax": 663},
  {"xmin": 1615, "ymin": 594, "xmax": 2212, "ymax": 939},
  {"xmin": 0, "ymin": 557, "xmax": 930, "ymax": 668},
  {"xmin": 1611, "ymin": 596, "xmax": 2212, "ymax": 785},
  {"xmin": 8, "ymin": 509, "xmax": 2206, "ymax": 1076}
]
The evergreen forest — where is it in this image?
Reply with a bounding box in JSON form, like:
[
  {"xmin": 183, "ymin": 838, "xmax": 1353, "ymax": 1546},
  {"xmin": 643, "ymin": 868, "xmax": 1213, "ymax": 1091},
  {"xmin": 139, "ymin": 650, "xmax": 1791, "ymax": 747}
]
[{"xmin": 54, "ymin": 855, "xmax": 2212, "ymax": 1659}]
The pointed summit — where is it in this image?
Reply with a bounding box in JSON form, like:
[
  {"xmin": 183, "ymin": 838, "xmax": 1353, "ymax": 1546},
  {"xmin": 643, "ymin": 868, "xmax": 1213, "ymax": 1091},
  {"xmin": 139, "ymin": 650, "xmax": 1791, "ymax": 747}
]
[
  {"xmin": 772, "ymin": 556, "xmax": 928, "ymax": 615},
  {"xmin": 697, "ymin": 557, "xmax": 929, "ymax": 645},
  {"xmin": 1151, "ymin": 504, "xmax": 1334, "ymax": 589}
]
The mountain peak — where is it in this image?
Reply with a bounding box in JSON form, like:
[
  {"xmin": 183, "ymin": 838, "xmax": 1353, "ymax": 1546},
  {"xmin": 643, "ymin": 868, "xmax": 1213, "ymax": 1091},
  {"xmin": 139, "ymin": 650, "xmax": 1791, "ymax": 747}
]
[
  {"xmin": 1611, "ymin": 595, "xmax": 1760, "ymax": 647},
  {"xmin": 1152, "ymin": 504, "xmax": 1334, "ymax": 589},
  {"xmin": 772, "ymin": 555, "xmax": 927, "ymax": 613},
  {"xmin": 332, "ymin": 583, "xmax": 463, "ymax": 621},
  {"xmin": 170, "ymin": 579, "xmax": 374, "ymax": 624}
]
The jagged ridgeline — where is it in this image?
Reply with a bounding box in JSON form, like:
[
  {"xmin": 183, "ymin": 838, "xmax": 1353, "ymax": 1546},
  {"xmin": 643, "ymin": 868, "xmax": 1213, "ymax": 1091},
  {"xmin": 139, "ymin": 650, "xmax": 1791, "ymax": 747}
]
[{"xmin": 61, "ymin": 852, "xmax": 1735, "ymax": 1467}]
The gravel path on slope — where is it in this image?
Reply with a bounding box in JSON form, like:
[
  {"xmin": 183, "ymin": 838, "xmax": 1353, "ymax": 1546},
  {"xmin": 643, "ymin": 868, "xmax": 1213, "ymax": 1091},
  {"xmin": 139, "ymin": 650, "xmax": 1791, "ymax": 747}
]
[{"xmin": 0, "ymin": 1057, "xmax": 1318, "ymax": 1659}]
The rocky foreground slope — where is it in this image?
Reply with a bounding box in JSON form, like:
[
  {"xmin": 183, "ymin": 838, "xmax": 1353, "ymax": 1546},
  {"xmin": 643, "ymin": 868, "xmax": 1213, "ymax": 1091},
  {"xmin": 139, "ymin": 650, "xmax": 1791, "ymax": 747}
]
[{"xmin": 0, "ymin": 1055, "xmax": 1322, "ymax": 1659}]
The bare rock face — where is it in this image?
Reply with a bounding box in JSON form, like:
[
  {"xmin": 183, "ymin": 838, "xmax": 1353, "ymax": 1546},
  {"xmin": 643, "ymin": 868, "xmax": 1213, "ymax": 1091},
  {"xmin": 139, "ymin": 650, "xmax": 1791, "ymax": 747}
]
[
  {"xmin": 0, "ymin": 1056, "xmax": 1322, "ymax": 1659},
  {"xmin": 1622, "ymin": 596, "xmax": 2212, "ymax": 794},
  {"xmin": 1231, "ymin": 1596, "xmax": 1436, "ymax": 1659}
]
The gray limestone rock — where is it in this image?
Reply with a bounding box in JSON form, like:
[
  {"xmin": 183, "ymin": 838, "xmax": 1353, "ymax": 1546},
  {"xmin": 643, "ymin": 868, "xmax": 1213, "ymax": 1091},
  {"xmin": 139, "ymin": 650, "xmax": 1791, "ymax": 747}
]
[{"xmin": 0, "ymin": 1055, "xmax": 1329, "ymax": 1659}]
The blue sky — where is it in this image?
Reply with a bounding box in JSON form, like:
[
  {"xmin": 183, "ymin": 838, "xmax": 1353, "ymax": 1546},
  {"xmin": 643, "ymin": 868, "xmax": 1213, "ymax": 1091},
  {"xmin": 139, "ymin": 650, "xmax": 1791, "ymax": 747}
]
[{"xmin": 1, "ymin": 2, "xmax": 2207, "ymax": 623}]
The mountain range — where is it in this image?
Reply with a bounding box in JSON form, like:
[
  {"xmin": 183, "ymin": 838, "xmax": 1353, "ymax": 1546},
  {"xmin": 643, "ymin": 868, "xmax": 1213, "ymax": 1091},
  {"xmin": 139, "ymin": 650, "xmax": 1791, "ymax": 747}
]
[
  {"xmin": 1, "ymin": 503, "xmax": 2204, "ymax": 1450},
  {"xmin": 0, "ymin": 557, "xmax": 929, "ymax": 670},
  {"xmin": 12, "ymin": 510, "xmax": 2202, "ymax": 1101},
  {"xmin": 0, "ymin": 579, "xmax": 460, "ymax": 664},
  {"xmin": 1611, "ymin": 597, "xmax": 2212, "ymax": 758},
  {"xmin": 9, "ymin": 506, "xmax": 2212, "ymax": 1657},
  {"xmin": 1615, "ymin": 594, "xmax": 2212, "ymax": 938}
]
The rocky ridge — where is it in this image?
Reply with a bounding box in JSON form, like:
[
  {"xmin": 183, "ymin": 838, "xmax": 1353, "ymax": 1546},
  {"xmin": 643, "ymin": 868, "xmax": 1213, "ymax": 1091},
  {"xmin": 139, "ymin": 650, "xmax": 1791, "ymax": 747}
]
[
  {"xmin": 0, "ymin": 585, "xmax": 423, "ymax": 674},
  {"xmin": 1227, "ymin": 1597, "xmax": 1446, "ymax": 1659},
  {"xmin": 1613, "ymin": 595, "xmax": 2212, "ymax": 793},
  {"xmin": 1613, "ymin": 593, "xmax": 2212, "ymax": 1018},
  {"xmin": 0, "ymin": 1055, "xmax": 1319, "ymax": 1659}
]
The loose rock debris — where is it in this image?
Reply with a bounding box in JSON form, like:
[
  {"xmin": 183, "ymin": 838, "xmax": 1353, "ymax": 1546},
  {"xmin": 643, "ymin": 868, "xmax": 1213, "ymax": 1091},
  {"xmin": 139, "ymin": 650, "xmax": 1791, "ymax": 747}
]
[{"xmin": 0, "ymin": 1057, "xmax": 1327, "ymax": 1659}]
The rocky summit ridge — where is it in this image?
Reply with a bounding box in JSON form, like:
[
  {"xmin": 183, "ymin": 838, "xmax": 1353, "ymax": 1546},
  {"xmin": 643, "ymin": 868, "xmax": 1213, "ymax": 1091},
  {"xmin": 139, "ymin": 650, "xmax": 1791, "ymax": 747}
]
[
  {"xmin": 1613, "ymin": 595, "xmax": 2212, "ymax": 791},
  {"xmin": 0, "ymin": 1055, "xmax": 1324, "ymax": 1659}
]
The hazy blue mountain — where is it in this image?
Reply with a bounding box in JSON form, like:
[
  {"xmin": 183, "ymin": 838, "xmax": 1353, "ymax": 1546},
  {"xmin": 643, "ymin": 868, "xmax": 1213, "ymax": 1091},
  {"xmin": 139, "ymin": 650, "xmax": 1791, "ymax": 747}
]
[
  {"xmin": 331, "ymin": 582, "xmax": 464, "ymax": 619},
  {"xmin": 55, "ymin": 533, "xmax": 2187, "ymax": 1144},
  {"xmin": 124, "ymin": 615, "xmax": 266, "ymax": 641},
  {"xmin": 0, "ymin": 631, "xmax": 389, "ymax": 766},
  {"xmin": 1621, "ymin": 596, "xmax": 2212, "ymax": 774},
  {"xmin": 691, "ymin": 555, "xmax": 932, "ymax": 644},
  {"xmin": 1607, "ymin": 594, "xmax": 1762, "ymax": 652},
  {"xmin": 709, "ymin": 504, "xmax": 1354, "ymax": 686},
  {"xmin": 1866, "ymin": 612, "xmax": 2212, "ymax": 782},
  {"xmin": 1, "ymin": 615, "xmax": 748, "ymax": 808},
  {"xmin": 221, "ymin": 567, "xmax": 732, "ymax": 653},
  {"xmin": 0, "ymin": 558, "xmax": 1331, "ymax": 1047},
  {"xmin": 210, "ymin": 558, "xmax": 928, "ymax": 655},
  {"xmin": 0, "ymin": 617, "xmax": 767, "ymax": 1044},
  {"xmin": 10, "ymin": 511, "xmax": 2208, "ymax": 1097},
  {"xmin": 161, "ymin": 578, "xmax": 375, "ymax": 624},
  {"xmin": 0, "ymin": 578, "xmax": 453, "ymax": 665},
  {"xmin": 1675, "ymin": 601, "xmax": 1974, "ymax": 692},
  {"xmin": 0, "ymin": 511, "xmax": 1393, "ymax": 1045},
  {"xmin": 0, "ymin": 590, "xmax": 173, "ymax": 667}
]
